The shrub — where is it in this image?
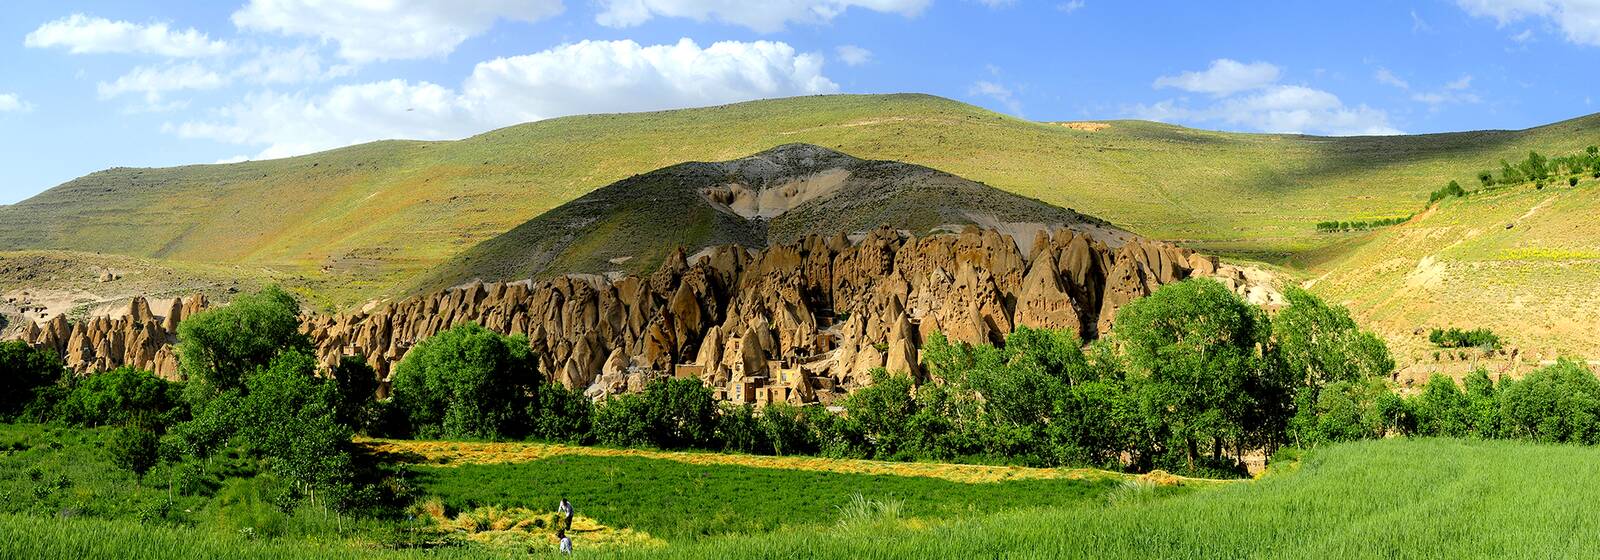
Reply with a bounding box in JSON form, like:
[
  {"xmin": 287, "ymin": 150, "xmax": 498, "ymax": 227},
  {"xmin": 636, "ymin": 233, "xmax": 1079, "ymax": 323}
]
[
  {"xmin": 1428, "ymin": 327, "xmax": 1500, "ymax": 350},
  {"xmin": 1477, "ymin": 170, "xmax": 1495, "ymax": 187},
  {"xmin": 1411, "ymin": 375, "xmax": 1472, "ymax": 437},
  {"xmin": 1570, "ymin": 177, "xmax": 1580, "ymax": 187},
  {"xmin": 1429, "ymin": 180, "xmax": 1468, "ymax": 204}
]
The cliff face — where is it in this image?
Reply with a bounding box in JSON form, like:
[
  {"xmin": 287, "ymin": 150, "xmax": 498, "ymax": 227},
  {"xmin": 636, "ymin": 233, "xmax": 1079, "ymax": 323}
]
[
  {"xmin": 10, "ymin": 226, "xmax": 1277, "ymax": 404},
  {"xmin": 14, "ymin": 294, "xmax": 205, "ymax": 379}
]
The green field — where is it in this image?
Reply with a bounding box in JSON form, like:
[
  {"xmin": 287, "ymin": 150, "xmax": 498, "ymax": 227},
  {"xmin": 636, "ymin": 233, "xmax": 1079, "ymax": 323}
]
[
  {"xmin": 7, "ymin": 94, "xmax": 1600, "ymax": 307},
  {"xmin": 7, "ymin": 434, "xmax": 1600, "ymax": 558}
]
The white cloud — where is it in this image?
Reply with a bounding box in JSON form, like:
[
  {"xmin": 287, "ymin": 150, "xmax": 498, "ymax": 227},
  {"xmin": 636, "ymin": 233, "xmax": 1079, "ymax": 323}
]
[
  {"xmin": 1138, "ymin": 60, "xmax": 1398, "ymax": 136},
  {"xmin": 214, "ymin": 155, "xmax": 251, "ymax": 164},
  {"xmin": 1153, "ymin": 59, "xmax": 1280, "ymax": 96},
  {"xmin": 594, "ymin": 0, "xmax": 929, "ymax": 32},
  {"xmin": 1375, "ymin": 67, "xmax": 1410, "ymax": 89},
  {"xmin": 235, "ymin": 46, "xmax": 355, "ymax": 85},
  {"xmin": 1411, "ymin": 10, "xmax": 1433, "ymax": 33},
  {"xmin": 1445, "ymin": 74, "xmax": 1473, "ymax": 90},
  {"xmin": 97, "ymin": 62, "xmax": 227, "ymax": 104},
  {"xmin": 1456, "ymin": 0, "xmax": 1600, "ymax": 46},
  {"xmin": 835, "ymin": 45, "xmax": 872, "ymax": 66},
  {"xmin": 1136, "ymin": 85, "xmax": 1399, "ymax": 136},
  {"xmin": 231, "ymin": 0, "xmax": 563, "ymax": 63},
  {"xmin": 24, "ymin": 14, "xmax": 230, "ymax": 57},
  {"xmin": 1058, "ymin": 0, "xmax": 1086, "ymax": 13},
  {"xmin": 0, "ymin": 93, "xmax": 32, "ymax": 113},
  {"xmin": 173, "ymin": 39, "xmax": 838, "ymax": 159},
  {"xmin": 976, "ymin": 0, "xmax": 1016, "ymax": 7},
  {"xmin": 969, "ymin": 80, "xmax": 1022, "ymax": 115}
]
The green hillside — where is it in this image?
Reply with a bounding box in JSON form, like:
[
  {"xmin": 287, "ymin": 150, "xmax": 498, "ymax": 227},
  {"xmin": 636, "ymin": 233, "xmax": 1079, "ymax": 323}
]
[
  {"xmin": 1302, "ymin": 171, "xmax": 1600, "ymax": 376},
  {"xmin": 7, "ymin": 93, "xmax": 1600, "ymax": 306}
]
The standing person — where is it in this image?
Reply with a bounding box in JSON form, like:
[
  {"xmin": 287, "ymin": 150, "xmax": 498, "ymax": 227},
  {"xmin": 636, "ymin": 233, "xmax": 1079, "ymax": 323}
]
[
  {"xmin": 558, "ymin": 497, "xmax": 574, "ymax": 530},
  {"xmin": 557, "ymin": 529, "xmax": 572, "ymax": 555}
]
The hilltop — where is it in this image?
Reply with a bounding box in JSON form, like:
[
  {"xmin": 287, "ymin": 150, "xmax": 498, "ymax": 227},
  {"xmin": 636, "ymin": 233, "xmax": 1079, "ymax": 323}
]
[
  {"xmin": 414, "ymin": 143, "xmax": 1118, "ymax": 290},
  {"xmin": 7, "ymin": 94, "xmax": 1600, "ymax": 306}
]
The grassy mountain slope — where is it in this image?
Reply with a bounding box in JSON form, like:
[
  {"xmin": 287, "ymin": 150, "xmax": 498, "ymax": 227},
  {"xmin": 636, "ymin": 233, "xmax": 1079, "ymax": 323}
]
[
  {"xmin": 8, "ymin": 94, "xmax": 1600, "ymax": 305},
  {"xmin": 1302, "ymin": 174, "xmax": 1600, "ymax": 375},
  {"xmin": 414, "ymin": 143, "xmax": 1105, "ymax": 290}
]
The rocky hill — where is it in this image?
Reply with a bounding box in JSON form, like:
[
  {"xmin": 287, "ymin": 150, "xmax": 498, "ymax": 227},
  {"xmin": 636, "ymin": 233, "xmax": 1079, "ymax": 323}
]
[
  {"xmin": 16, "ymin": 225, "xmax": 1276, "ymax": 404},
  {"xmin": 411, "ymin": 143, "xmax": 1120, "ymax": 291}
]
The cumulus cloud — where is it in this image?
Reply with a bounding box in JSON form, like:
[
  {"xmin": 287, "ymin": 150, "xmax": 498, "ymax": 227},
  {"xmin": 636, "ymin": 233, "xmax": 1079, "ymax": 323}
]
[
  {"xmin": 1136, "ymin": 59, "xmax": 1398, "ymax": 136},
  {"xmin": 24, "ymin": 14, "xmax": 230, "ymax": 57},
  {"xmin": 0, "ymin": 93, "xmax": 32, "ymax": 113},
  {"xmin": 969, "ymin": 80, "xmax": 1022, "ymax": 115},
  {"xmin": 1456, "ymin": 0, "xmax": 1600, "ymax": 46},
  {"xmin": 594, "ymin": 0, "xmax": 929, "ymax": 32},
  {"xmin": 172, "ymin": 39, "xmax": 838, "ymax": 159},
  {"xmin": 231, "ymin": 0, "xmax": 563, "ymax": 62},
  {"xmin": 235, "ymin": 46, "xmax": 355, "ymax": 85},
  {"xmin": 97, "ymin": 62, "xmax": 228, "ymax": 105},
  {"xmin": 1153, "ymin": 59, "xmax": 1280, "ymax": 96},
  {"xmin": 835, "ymin": 44, "xmax": 872, "ymax": 66}
]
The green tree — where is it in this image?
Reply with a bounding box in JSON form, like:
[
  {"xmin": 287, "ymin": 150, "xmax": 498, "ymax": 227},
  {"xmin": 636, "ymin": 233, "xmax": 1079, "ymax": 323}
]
[
  {"xmin": 844, "ymin": 369, "xmax": 918, "ymax": 458},
  {"xmin": 1273, "ymin": 287, "xmax": 1394, "ymax": 389},
  {"xmin": 388, "ymin": 323, "xmax": 541, "ymax": 439},
  {"xmin": 639, "ymin": 377, "xmax": 719, "ymax": 449},
  {"xmin": 0, "ymin": 340, "xmax": 66, "ymax": 421},
  {"xmin": 1410, "ymin": 375, "xmax": 1472, "ymax": 437},
  {"xmin": 329, "ymin": 356, "xmax": 377, "ymax": 432},
  {"xmin": 1499, "ymin": 359, "xmax": 1600, "ymax": 444},
  {"xmin": 177, "ymin": 286, "xmax": 309, "ymax": 393},
  {"xmin": 1113, "ymin": 279, "xmax": 1276, "ymax": 471},
  {"xmin": 1477, "ymin": 170, "xmax": 1495, "ymax": 187},
  {"xmin": 108, "ymin": 424, "xmax": 161, "ymax": 481},
  {"xmin": 53, "ymin": 366, "xmax": 182, "ymax": 428}
]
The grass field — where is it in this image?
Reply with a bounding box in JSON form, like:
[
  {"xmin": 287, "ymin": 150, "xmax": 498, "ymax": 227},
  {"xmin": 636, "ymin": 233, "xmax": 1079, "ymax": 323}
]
[
  {"xmin": 1302, "ymin": 174, "xmax": 1600, "ymax": 379},
  {"xmin": 7, "ymin": 436, "xmax": 1600, "ymax": 558},
  {"xmin": 6, "ymin": 94, "xmax": 1600, "ymax": 307}
]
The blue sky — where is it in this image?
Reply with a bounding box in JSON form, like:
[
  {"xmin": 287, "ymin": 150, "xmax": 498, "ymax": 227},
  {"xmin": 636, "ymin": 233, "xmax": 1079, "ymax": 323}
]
[{"xmin": 2, "ymin": 0, "xmax": 1598, "ymax": 203}]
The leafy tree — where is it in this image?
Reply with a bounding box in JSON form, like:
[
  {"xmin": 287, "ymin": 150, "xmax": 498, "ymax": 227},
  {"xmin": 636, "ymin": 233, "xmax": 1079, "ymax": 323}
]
[
  {"xmin": 1498, "ymin": 359, "xmax": 1600, "ymax": 444},
  {"xmin": 1462, "ymin": 368, "xmax": 1503, "ymax": 438},
  {"xmin": 53, "ymin": 366, "xmax": 183, "ymax": 428},
  {"xmin": 527, "ymin": 382, "xmax": 593, "ymax": 443},
  {"xmin": 844, "ymin": 369, "xmax": 918, "ymax": 458},
  {"xmin": 1410, "ymin": 375, "xmax": 1472, "ymax": 437},
  {"xmin": 177, "ymin": 286, "xmax": 309, "ymax": 393},
  {"xmin": 639, "ymin": 377, "xmax": 718, "ymax": 449},
  {"xmin": 388, "ymin": 323, "xmax": 541, "ymax": 439},
  {"xmin": 761, "ymin": 403, "xmax": 820, "ymax": 456},
  {"xmin": 1290, "ymin": 379, "xmax": 1390, "ymax": 446},
  {"xmin": 108, "ymin": 424, "xmax": 161, "ymax": 480},
  {"xmin": 1113, "ymin": 278, "xmax": 1276, "ymax": 470},
  {"xmin": 329, "ymin": 356, "xmax": 377, "ymax": 432},
  {"xmin": 0, "ymin": 340, "xmax": 65, "ymax": 420},
  {"xmin": 1273, "ymin": 287, "xmax": 1394, "ymax": 389}
]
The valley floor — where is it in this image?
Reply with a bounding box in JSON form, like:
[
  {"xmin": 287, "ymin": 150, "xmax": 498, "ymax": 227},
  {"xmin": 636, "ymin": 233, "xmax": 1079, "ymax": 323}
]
[{"xmin": 3, "ymin": 427, "xmax": 1599, "ymax": 558}]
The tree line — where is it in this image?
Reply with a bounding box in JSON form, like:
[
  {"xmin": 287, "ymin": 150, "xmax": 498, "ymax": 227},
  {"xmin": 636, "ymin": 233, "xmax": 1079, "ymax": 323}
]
[{"xmin": 4, "ymin": 280, "xmax": 1600, "ymax": 512}]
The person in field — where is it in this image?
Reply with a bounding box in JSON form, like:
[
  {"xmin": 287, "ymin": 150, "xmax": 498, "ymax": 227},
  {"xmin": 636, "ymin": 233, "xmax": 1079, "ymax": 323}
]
[
  {"xmin": 557, "ymin": 529, "xmax": 572, "ymax": 554},
  {"xmin": 558, "ymin": 497, "xmax": 574, "ymax": 530}
]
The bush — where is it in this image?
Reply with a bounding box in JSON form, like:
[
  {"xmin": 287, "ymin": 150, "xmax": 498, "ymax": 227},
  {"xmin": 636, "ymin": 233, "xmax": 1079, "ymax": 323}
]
[
  {"xmin": 1410, "ymin": 375, "xmax": 1472, "ymax": 437},
  {"xmin": 388, "ymin": 323, "xmax": 541, "ymax": 440},
  {"xmin": 1428, "ymin": 327, "xmax": 1500, "ymax": 350},
  {"xmin": 1429, "ymin": 180, "xmax": 1468, "ymax": 204},
  {"xmin": 1477, "ymin": 170, "xmax": 1495, "ymax": 187},
  {"xmin": 1570, "ymin": 177, "xmax": 1580, "ymax": 187},
  {"xmin": 593, "ymin": 378, "xmax": 718, "ymax": 450}
]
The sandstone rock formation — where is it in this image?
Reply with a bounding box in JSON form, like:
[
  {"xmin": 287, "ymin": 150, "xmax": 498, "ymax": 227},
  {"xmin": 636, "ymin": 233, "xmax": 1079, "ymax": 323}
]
[{"xmin": 7, "ymin": 227, "xmax": 1277, "ymax": 404}]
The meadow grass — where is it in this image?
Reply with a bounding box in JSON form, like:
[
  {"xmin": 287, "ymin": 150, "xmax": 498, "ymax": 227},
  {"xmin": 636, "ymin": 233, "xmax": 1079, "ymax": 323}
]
[
  {"xmin": 405, "ymin": 453, "xmax": 1131, "ymax": 541},
  {"xmin": 8, "ymin": 438, "xmax": 1600, "ymax": 558}
]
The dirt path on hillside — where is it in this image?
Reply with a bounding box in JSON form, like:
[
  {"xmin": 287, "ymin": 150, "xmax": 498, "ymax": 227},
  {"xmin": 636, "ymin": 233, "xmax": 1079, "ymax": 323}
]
[{"xmin": 362, "ymin": 439, "xmax": 1234, "ymax": 486}]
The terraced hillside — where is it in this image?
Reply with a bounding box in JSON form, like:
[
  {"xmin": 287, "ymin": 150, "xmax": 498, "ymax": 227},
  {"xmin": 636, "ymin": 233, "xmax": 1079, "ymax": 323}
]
[
  {"xmin": 7, "ymin": 94, "xmax": 1600, "ymax": 306},
  {"xmin": 1302, "ymin": 173, "xmax": 1600, "ymax": 381},
  {"xmin": 412, "ymin": 143, "xmax": 1116, "ymax": 290}
]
